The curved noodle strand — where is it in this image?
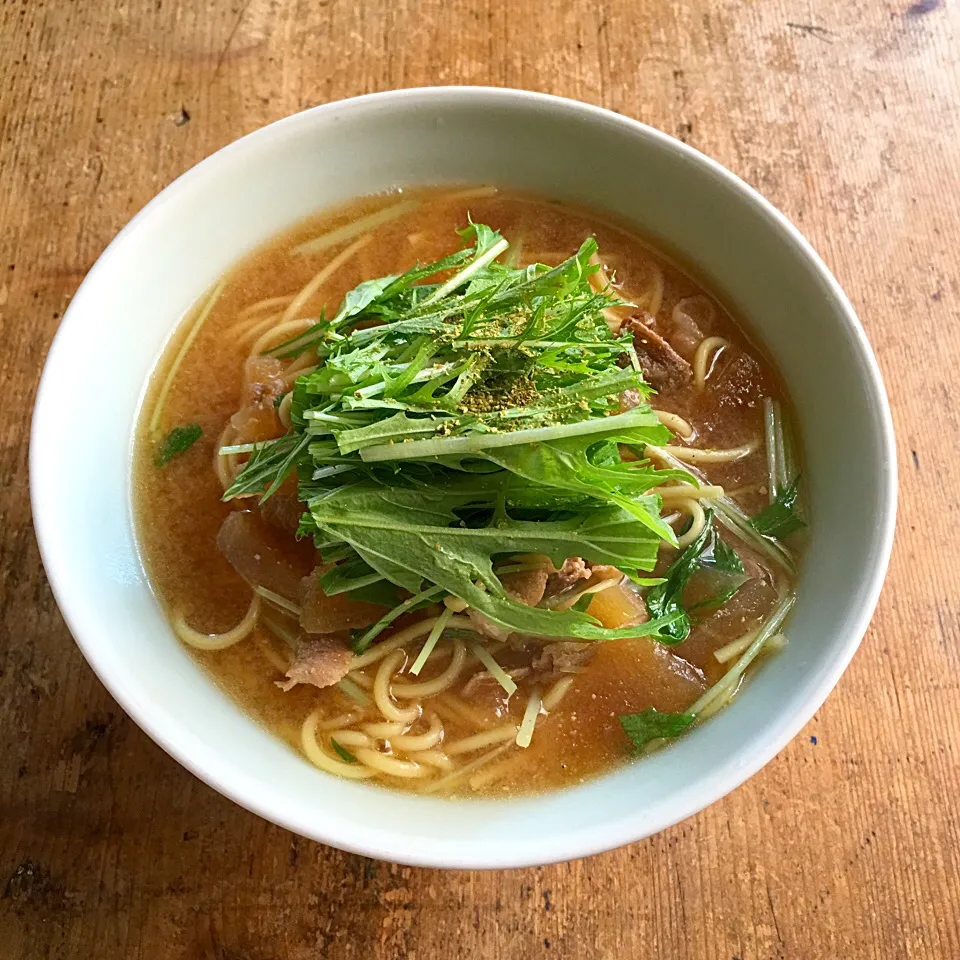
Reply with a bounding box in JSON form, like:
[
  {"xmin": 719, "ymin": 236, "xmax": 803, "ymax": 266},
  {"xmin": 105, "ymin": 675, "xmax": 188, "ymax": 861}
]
[
  {"xmin": 172, "ymin": 595, "xmax": 260, "ymax": 651},
  {"xmin": 391, "ymin": 640, "xmax": 467, "ymax": 698},
  {"xmin": 215, "ymin": 423, "xmax": 240, "ymax": 490},
  {"xmin": 541, "ymin": 676, "xmax": 575, "ymax": 712},
  {"xmin": 652, "ymin": 409, "xmax": 694, "ymax": 439},
  {"xmin": 280, "ymin": 234, "xmax": 371, "ymax": 325},
  {"xmin": 444, "ymin": 724, "xmax": 519, "ymax": 756},
  {"xmin": 150, "ymin": 280, "xmax": 225, "ymax": 437},
  {"xmin": 362, "ymin": 720, "xmax": 407, "ymax": 739},
  {"xmin": 277, "ymin": 392, "xmax": 293, "ymax": 430},
  {"xmin": 390, "ymin": 712, "xmax": 444, "ymax": 751},
  {"xmin": 248, "ymin": 319, "xmax": 315, "ymax": 359},
  {"xmin": 657, "ymin": 441, "xmax": 758, "ymax": 465},
  {"xmin": 373, "ymin": 651, "xmax": 420, "ymax": 724},
  {"xmin": 673, "ymin": 498, "xmax": 707, "ymax": 549},
  {"xmin": 354, "ymin": 749, "xmax": 426, "ymax": 779},
  {"xmin": 658, "ymin": 483, "xmax": 725, "ymax": 503},
  {"xmin": 301, "ymin": 709, "xmax": 376, "ymax": 780},
  {"xmin": 351, "ymin": 615, "xmax": 473, "ymax": 670},
  {"xmin": 692, "ymin": 336, "xmax": 729, "ymax": 389},
  {"xmin": 409, "ymin": 749, "xmax": 454, "ymax": 771}
]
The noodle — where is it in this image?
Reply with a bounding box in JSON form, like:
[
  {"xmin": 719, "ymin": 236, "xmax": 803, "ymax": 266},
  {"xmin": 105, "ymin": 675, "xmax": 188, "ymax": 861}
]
[
  {"xmin": 673, "ymin": 498, "xmax": 707, "ymax": 549},
  {"xmin": 257, "ymin": 634, "xmax": 292, "ymax": 672},
  {"xmin": 541, "ymin": 676, "xmax": 575, "ymax": 712},
  {"xmin": 362, "ymin": 720, "xmax": 406, "ymax": 738},
  {"xmin": 351, "ymin": 615, "xmax": 470, "ymax": 669},
  {"xmin": 657, "ymin": 441, "xmax": 758, "ymax": 464},
  {"xmin": 292, "ymin": 199, "xmax": 419, "ymax": 257},
  {"xmin": 390, "ymin": 713, "xmax": 444, "ymax": 751},
  {"xmin": 692, "ymin": 336, "xmax": 729, "ymax": 389},
  {"xmin": 248, "ymin": 319, "xmax": 315, "ymax": 359},
  {"xmin": 316, "ymin": 711, "xmax": 363, "ymax": 732},
  {"xmin": 172, "ymin": 594, "xmax": 260, "ymax": 651},
  {"xmin": 330, "ymin": 729, "xmax": 374, "ymax": 748},
  {"xmin": 391, "ymin": 640, "xmax": 467, "ymax": 698},
  {"xmin": 430, "ymin": 694, "xmax": 497, "ymax": 729},
  {"xmin": 237, "ymin": 295, "xmax": 294, "ymax": 321},
  {"xmin": 373, "ymin": 651, "xmax": 421, "ymax": 724},
  {"xmin": 423, "ymin": 743, "xmax": 514, "ymax": 794},
  {"xmin": 409, "ymin": 749, "xmax": 454, "ymax": 771},
  {"xmin": 280, "ymin": 234, "xmax": 371, "ymax": 324},
  {"xmin": 355, "ymin": 749, "xmax": 426, "ymax": 779},
  {"xmin": 149, "ymin": 279, "xmax": 225, "ymax": 437},
  {"xmin": 301, "ymin": 709, "xmax": 376, "ymax": 780},
  {"xmin": 653, "ymin": 409, "xmax": 694, "ymax": 439},
  {"xmin": 215, "ymin": 423, "xmax": 240, "ymax": 490},
  {"xmin": 277, "ymin": 392, "xmax": 293, "ymax": 430},
  {"xmin": 658, "ymin": 483, "xmax": 725, "ymax": 503},
  {"xmin": 445, "ymin": 724, "xmax": 519, "ymax": 756},
  {"xmin": 234, "ymin": 311, "xmax": 284, "ymax": 344}
]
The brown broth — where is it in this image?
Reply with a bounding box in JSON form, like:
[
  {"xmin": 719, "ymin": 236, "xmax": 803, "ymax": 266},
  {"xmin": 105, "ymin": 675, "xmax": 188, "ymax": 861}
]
[{"xmin": 134, "ymin": 188, "xmax": 798, "ymax": 797}]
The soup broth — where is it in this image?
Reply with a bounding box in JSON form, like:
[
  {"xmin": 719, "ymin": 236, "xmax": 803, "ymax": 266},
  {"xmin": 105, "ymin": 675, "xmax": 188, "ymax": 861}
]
[{"xmin": 135, "ymin": 188, "xmax": 803, "ymax": 796}]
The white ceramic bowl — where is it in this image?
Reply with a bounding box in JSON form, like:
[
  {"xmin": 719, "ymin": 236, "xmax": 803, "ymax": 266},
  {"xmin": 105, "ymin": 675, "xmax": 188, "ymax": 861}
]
[{"xmin": 31, "ymin": 88, "xmax": 896, "ymax": 868}]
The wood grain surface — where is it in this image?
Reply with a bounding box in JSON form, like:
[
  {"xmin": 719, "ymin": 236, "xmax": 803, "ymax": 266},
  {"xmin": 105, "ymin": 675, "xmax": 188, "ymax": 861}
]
[{"xmin": 2, "ymin": 0, "xmax": 959, "ymax": 957}]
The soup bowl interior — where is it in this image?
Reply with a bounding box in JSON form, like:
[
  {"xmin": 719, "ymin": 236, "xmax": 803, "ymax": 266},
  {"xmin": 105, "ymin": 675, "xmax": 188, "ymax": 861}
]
[{"xmin": 31, "ymin": 88, "xmax": 895, "ymax": 868}]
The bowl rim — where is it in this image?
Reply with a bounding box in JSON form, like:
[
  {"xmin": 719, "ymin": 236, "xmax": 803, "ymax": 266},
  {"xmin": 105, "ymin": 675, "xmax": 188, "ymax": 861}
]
[{"xmin": 30, "ymin": 86, "xmax": 897, "ymax": 868}]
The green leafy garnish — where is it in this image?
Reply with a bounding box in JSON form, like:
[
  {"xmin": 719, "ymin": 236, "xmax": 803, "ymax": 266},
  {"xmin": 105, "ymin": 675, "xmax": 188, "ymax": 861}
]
[
  {"xmin": 751, "ymin": 477, "xmax": 805, "ymax": 539},
  {"xmin": 330, "ymin": 739, "xmax": 358, "ymax": 764},
  {"xmin": 619, "ymin": 709, "xmax": 695, "ymax": 752},
  {"xmin": 155, "ymin": 423, "xmax": 202, "ymax": 467},
  {"xmin": 223, "ymin": 221, "xmax": 712, "ymax": 647},
  {"xmin": 644, "ymin": 513, "xmax": 715, "ymax": 642}
]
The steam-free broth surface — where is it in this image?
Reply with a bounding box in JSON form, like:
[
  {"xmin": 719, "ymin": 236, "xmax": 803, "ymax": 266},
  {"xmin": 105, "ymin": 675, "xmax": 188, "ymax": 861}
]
[{"xmin": 135, "ymin": 188, "xmax": 801, "ymax": 796}]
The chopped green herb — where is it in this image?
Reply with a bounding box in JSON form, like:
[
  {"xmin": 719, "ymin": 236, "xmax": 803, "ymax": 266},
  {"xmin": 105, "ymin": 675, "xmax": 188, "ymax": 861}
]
[
  {"xmin": 751, "ymin": 476, "xmax": 805, "ymax": 540},
  {"xmin": 330, "ymin": 739, "xmax": 358, "ymax": 764},
  {"xmin": 155, "ymin": 423, "xmax": 203, "ymax": 467},
  {"xmin": 619, "ymin": 709, "xmax": 695, "ymax": 752}
]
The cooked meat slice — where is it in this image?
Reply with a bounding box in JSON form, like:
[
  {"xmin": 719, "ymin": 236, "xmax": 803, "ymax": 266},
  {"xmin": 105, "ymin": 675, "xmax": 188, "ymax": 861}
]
[
  {"xmin": 216, "ymin": 509, "xmax": 314, "ymax": 600},
  {"xmin": 710, "ymin": 350, "xmax": 769, "ymax": 410},
  {"xmin": 299, "ymin": 570, "xmax": 386, "ymax": 633},
  {"xmin": 244, "ymin": 357, "xmax": 286, "ymax": 409},
  {"xmin": 501, "ymin": 567, "xmax": 549, "ymax": 607},
  {"xmin": 544, "ymin": 558, "xmax": 590, "ymax": 597},
  {"xmin": 276, "ymin": 635, "xmax": 353, "ymax": 692},
  {"xmin": 531, "ymin": 641, "xmax": 596, "ymax": 678},
  {"xmin": 621, "ymin": 314, "xmax": 692, "ymax": 393}
]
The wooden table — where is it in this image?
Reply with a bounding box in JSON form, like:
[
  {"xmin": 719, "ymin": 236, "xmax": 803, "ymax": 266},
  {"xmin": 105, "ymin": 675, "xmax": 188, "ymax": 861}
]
[{"xmin": 2, "ymin": 1, "xmax": 958, "ymax": 956}]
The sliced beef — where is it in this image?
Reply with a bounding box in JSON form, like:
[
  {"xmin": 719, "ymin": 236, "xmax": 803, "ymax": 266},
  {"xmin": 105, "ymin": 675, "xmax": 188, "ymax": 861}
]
[
  {"xmin": 500, "ymin": 567, "xmax": 549, "ymax": 607},
  {"xmin": 709, "ymin": 350, "xmax": 769, "ymax": 411},
  {"xmin": 299, "ymin": 570, "xmax": 386, "ymax": 633},
  {"xmin": 545, "ymin": 558, "xmax": 590, "ymax": 596},
  {"xmin": 276, "ymin": 635, "xmax": 353, "ymax": 692},
  {"xmin": 531, "ymin": 641, "xmax": 596, "ymax": 679},
  {"xmin": 217, "ymin": 509, "xmax": 314, "ymax": 600},
  {"xmin": 621, "ymin": 314, "xmax": 692, "ymax": 394},
  {"xmin": 244, "ymin": 357, "xmax": 286, "ymax": 409}
]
